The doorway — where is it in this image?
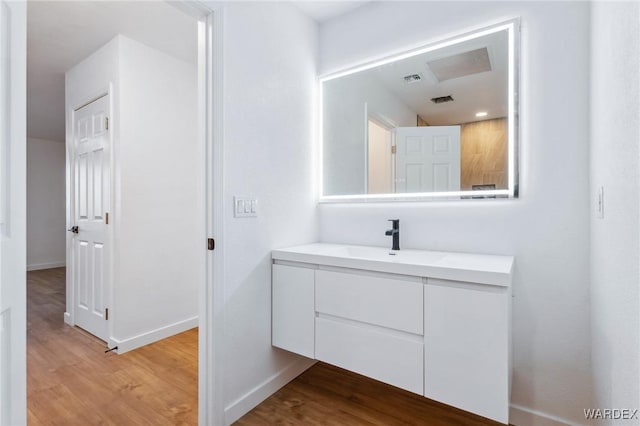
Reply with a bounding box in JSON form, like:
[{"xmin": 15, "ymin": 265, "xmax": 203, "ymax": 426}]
[
  {"xmin": 27, "ymin": 0, "xmax": 200, "ymax": 344},
  {"xmin": 24, "ymin": 0, "xmax": 213, "ymax": 423},
  {"xmin": 367, "ymin": 118, "xmax": 394, "ymax": 194}
]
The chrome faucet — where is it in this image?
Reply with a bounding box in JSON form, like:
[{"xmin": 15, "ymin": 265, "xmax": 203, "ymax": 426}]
[{"xmin": 385, "ymin": 219, "xmax": 400, "ymax": 251}]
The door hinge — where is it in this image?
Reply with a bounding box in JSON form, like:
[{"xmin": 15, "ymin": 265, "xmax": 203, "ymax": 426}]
[
  {"xmin": 105, "ymin": 308, "xmax": 109, "ymax": 321},
  {"xmin": 105, "ymin": 212, "xmax": 109, "ymax": 225},
  {"xmin": 391, "ymin": 145, "xmax": 397, "ymax": 154},
  {"xmin": 207, "ymin": 238, "xmax": 215, "ymax": 251},
  {"xmin": 105, "ymin": 117, "xmax": 109, "ymax": 130}
]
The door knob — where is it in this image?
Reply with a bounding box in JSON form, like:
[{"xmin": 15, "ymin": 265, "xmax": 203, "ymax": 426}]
[{"xmin": 68, "ymin": 226, "xmax": 79, "ymax": 234}]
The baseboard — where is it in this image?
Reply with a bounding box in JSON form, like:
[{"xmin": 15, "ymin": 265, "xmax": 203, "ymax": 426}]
[
  {"xmin": 27, "ymin": 261, "xmax": 66, "ymax": 271},
  {"xmin": 510, "ymin": 403, "xmax": 584, "ymax": 426},
  {"xmin": 110, "ymin": 316, "xmax": 198, "ymax": 354},
  {"xmin": 224, "ymin": 357, "xmax": 317, "ymax": 425}
]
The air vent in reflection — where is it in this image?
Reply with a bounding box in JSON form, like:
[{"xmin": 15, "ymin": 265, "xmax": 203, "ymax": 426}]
[
  {"xmin": 403, "ymin": 73, "xmax": 423, "ymax": 84},
  {"xmin": 430, "ymin": 95, "xmax": 454, "ymax": 104}
]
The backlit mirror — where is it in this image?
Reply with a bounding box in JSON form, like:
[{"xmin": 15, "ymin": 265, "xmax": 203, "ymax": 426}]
[{"xmin": 320, "ymin": 20, "xmax": 519, "ymax": 201}]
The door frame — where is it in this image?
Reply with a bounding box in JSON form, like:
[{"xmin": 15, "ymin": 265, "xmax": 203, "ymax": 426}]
[
  {"xmin": 64, "ymin": 89, "xmax": 114, "ymax": 344},
  {"xmin": 191, "ymin": 3, "xmax": 225, "ymax": 425},
  {"xmin": 169, "ymin": 2, "xmax": 225, "ymax": 424}
]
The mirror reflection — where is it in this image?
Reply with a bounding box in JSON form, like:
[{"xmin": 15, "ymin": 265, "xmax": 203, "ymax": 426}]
[{"xmin": 321, "ymin": 23, "xmax": 516, "ymax": 200}]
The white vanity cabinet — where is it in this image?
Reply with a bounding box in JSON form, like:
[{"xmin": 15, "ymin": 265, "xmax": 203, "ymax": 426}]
[{"xmin": 271, "ymin": 244, "xmax": 514, "ymax": 425}]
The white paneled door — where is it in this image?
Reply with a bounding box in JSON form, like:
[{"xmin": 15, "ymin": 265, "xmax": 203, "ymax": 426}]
[
  {"xmin": 0, "ymin": 0, "xmax": 27, "ymax": 424},
  {"xmin": 70, "ymin": 95, "xmax": 111, "ymax": 342},
  {"xmin": 395, "ymin": 126, "xmax": 461, "ymax": 193}
]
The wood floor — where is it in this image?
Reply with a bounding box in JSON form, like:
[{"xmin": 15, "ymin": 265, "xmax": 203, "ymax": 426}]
[
  {"xmin": 28, "ymin": 267, "xmax": 500, "ymax": 425},
  {"xmin": 26, "ymin": 267, "xmax": 198, "ymax": 425},
  {"xmin": 236, "ymin": 363, "xmax": 502, "ymax": 426}
]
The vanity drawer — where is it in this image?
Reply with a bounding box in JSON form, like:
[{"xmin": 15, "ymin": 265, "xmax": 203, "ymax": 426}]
[
  {"xmin": 315, "ymin": 269, "xmax": 423, "ymax": 335},
  {"xmin": 315, "ymin": 316, "xmax": 423, "ymax": 395}
]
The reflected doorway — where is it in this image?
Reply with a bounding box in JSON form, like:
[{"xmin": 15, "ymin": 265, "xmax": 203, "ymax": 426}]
[{"xmin": 367, "ymin": 118, "xmax": 394, "ymax": 194}]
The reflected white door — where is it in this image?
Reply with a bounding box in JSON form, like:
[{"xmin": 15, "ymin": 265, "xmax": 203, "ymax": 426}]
[
  {"xmin": 395, "ymin": 126, "xmax": 461, "ymax": 193},
  {"xmin": 70, "ymin": 95, "xmax": 110, "ymax": 342},
  {"xmin": 0, "ymin": 1, "xmax": 27, "ymax": 424}
]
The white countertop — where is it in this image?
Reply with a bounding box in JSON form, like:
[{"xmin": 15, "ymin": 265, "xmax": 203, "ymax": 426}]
[{"xmin": 272, "ymin": 243, "xmax": 514, "ymax": 287}]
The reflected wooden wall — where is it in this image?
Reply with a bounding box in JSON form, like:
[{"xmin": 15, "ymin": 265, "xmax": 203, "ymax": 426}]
[{"xmin": 460, "ymin": 117, "xmax": 507, "ymax": 190}]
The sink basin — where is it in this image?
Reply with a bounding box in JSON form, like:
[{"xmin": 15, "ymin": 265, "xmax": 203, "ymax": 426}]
[
  {"xmin": 340, "ymin": 245, "xmax": 447, "ymax": 265},
  {"xmin": 272, "ymin": 243, "xmax": 514, "ymax": 287}
]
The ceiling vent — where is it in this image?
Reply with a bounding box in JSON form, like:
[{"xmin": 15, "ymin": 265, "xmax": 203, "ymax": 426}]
[
  {"xmin": 426, "ymin": 47, "xmax": 492, "ymax": 82},
  {"xmin": 403, "ymin": 73, "xmax": 423, "ymax": 84},
  {"xmin": 431, "ymin": 95, "xmax": 454, "ymax": 104}
]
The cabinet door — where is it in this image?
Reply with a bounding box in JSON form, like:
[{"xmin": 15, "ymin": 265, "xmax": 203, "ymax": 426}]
[
  {"xmin": 272, "ymin": 264, "xmax": 315, "ymax": 358},
  {"xmin": 425, "ymin": 280, "xmax": 510, "ymax": 424}
]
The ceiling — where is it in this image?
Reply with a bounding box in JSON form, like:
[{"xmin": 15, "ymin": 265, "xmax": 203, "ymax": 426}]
[
  {"xmin": 372, "ymin": 29, "xmax": 509, "ymax": 125},
  {"xmin": 27, "ymin": 1, "xmax": 198, "ymax": 142},
  {"xmin": 293, "ymin": 1, "xmax": 370, "ymax": 23},
  {"xmin": 27, "ymin": 1, "xmax": 369, "ymax": 142},
  {"xmin": 326, "ymin": 28, "xmax": 509, "ymax": 126}
]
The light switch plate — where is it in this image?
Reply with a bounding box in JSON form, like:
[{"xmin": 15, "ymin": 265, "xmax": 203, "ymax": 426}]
[{"xmin": 234, "ymin": 196, "xmax": 258, "ymax": 218}]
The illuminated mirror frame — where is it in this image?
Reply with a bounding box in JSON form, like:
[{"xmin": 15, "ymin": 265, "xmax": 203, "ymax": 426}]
[{"xmin": 318, "ymin": 19, "xmax": 520, "ymax": 202}]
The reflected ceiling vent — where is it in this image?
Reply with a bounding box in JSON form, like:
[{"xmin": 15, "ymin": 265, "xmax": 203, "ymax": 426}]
[
  {"xmin": 431, "ymin": 95, "xmax": 454, "ymax": 104},
  {"xmin": 403, "ymin": 73, "xmax": 423, "ymax": 84},
  {"xmin": 426, "ymin": 47, "xmax": 491, "ymax": 82}
]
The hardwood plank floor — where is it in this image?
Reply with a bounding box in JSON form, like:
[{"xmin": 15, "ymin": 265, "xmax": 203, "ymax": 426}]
[
  {"xmin": 235, "ymin": 363, "xmax": 503, "ymax": 426},
  {"xmin": 28, "ymin": 267, "xmax": 502, "ymax": 425},
  {"xmin": 27, "ymin": 268, "xmax": 198, "ymax": 425}
]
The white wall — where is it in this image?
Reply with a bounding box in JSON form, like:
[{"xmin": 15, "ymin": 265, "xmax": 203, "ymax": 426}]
[
  {"xmin": 319, "ymin": 2, "xmax": 592, "ymax": 424},
  {"xmin": 114, "ymin": 35, "xmax": 200, "ymax": 349},
  {"xmin": 323, "ymin": 72, "xmax": 415, "ymax": 195},
  {"xmin": 65, "ymin": 35, "xmax": 201, "ymax": 352},
  {"xmin": 590, "ymin": 2, "xmax": 640, "ymax": 423},
  {"xmin": 214, "ymin": 3, "xmax": 319, "ymax": 423},
  {"xmin": 26, "ymin": 138, "xmax": 66, "ymax": 270}
]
